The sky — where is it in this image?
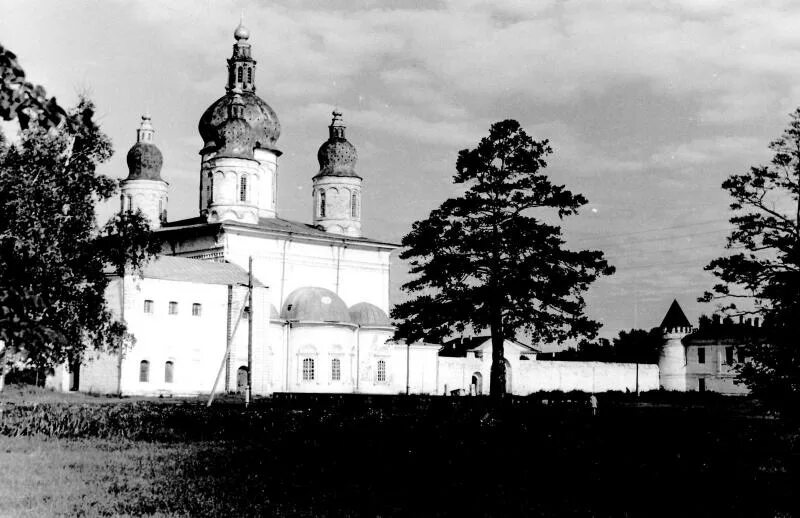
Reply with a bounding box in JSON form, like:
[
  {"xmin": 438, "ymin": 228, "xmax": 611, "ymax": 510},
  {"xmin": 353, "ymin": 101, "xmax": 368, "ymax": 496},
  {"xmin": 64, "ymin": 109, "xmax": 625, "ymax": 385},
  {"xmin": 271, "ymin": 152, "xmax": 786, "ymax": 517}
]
[{"xmin": 2, "ymin": 0, "xmax": 799, "ymax": 346}]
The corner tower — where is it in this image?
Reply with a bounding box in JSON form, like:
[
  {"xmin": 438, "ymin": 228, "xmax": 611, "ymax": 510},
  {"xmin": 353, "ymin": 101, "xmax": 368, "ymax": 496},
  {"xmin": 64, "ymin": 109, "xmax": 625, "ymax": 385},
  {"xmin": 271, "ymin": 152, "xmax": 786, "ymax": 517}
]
[
  {"xmin": 313, "ymin": 111, "xmax": 363, "ymax": 237},
  {"xmin": 121, "ymin": 114, "xmax": 168, "ymax": 228},
  {"xmin": 658, "ymin": 299, "xmax": 692, "ymax": 391},
  {"xmin": 197, "ymin": 23, "xmax": 281, "ymax": 224}
]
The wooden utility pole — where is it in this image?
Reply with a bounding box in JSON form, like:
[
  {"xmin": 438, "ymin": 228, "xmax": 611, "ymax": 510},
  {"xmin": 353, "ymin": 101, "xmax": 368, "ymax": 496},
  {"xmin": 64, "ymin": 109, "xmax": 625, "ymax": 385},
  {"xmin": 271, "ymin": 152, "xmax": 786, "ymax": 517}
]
[{"xmin": 245, "ymin": 256, "xmax": 253, "ymax": 408}]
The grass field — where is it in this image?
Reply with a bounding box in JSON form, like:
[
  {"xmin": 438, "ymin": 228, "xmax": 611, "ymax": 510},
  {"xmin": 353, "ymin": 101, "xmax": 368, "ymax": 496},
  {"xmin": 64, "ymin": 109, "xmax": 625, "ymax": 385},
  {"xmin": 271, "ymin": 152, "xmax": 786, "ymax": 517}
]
[{"xmin": 1, "ymin": 387, "xmax": 798, "ymax": 517}]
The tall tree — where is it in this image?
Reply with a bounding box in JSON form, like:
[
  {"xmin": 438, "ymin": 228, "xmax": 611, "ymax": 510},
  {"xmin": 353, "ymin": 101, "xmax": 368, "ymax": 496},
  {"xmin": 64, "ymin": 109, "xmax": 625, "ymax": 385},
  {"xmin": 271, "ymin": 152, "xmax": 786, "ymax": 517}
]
[
  {"xmin": 701, "ymin": 108, "xmax": 800, "ymax": 402},
  {"xmin": 392, "ymin": 120, "xmax": 614, "ymax": 397},
  {"xmin": 0, "ymin": 94, "xmax": 159, "ymax": 390}
]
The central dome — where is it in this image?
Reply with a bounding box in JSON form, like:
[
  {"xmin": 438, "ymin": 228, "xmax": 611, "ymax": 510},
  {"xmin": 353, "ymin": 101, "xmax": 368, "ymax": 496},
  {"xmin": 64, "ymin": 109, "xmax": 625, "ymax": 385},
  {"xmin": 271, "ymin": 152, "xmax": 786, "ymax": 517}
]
[{"xmin": 199, "ymin": 92, "xmax": 280, "ymax": 155}]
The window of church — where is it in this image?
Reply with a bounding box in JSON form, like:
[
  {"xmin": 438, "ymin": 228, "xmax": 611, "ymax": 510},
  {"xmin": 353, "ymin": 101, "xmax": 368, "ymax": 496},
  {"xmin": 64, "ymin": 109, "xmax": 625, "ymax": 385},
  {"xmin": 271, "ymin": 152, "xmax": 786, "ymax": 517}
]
[
  {"xmin": 331, "ymin": 358, "xmax": 341, "ymax": 382},
  {"xmin": 302, "ymin": 358, "xmax": 315, "ymax": 381},
  {"xmin": 351, "ymin": 192, "xmax": 359, "ymax": 218},
  {"xmin": 319, "ymin": 190, "xmax": 326, "ymax": 217},
  {"xmin": 237, "ymin": 67, "xmax": 243, "ymax": 82},
  {"xmin": 169, "ymin": 301, "xmax": 178, "ymax": 315},
  {"xmin": 139, "ymin": 360, "xmax": 150, "ymax": 383},
  {"xmin": 376, "ymin": 360, "xmax": 386, "ymax": 383},
  {"xmin": 240, "ymin": 176, "xmax": 248, "ymax": 202},
  {"xmin": 144, "ymin": 300, "xmax": 153, "ymax": 314},
  {"xmin": 164, "ymin": 361, "xmax": 174, "ymax": 383},
  {"xmin": 697, "ymin": 347, "xmax": 705, "ymax": 364},
  {"xmin": 192, "ymin": 303, "xmax": 202, "ymax": 317},
  {"xmin": 247, "ymin": 67, "xmax": 252, "ymax": 84},
  {"xmin": 725, "ymin": 346, "xmax": 734, "ymax": 365}
]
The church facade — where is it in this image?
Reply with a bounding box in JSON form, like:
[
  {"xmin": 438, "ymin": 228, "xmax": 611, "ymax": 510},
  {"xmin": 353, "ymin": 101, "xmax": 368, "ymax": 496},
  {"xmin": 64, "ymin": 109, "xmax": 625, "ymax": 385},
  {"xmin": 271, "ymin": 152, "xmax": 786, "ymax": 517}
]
[{"xmin": 49, "ymin": 24, "xmax": 746, "ymax": 398}]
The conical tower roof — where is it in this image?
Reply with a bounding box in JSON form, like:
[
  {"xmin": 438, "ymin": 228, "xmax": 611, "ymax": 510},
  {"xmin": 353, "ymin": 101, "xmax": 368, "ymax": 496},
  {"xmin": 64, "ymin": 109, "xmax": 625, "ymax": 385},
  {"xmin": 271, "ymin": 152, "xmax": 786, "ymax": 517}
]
[{"xmin": 659, "ymin": 299, "xmax": 692, "ymax": 329}]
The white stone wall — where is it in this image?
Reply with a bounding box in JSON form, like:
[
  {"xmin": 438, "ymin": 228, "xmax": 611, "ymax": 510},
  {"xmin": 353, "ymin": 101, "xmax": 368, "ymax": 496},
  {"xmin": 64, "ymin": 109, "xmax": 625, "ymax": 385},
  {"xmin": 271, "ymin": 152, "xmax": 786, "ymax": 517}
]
[
  {"xmin": 436, "ymin": 355, "xmax": 660, "ymax": 395},
  {"xmin": 391, "ymin": 343, "xmax": 440, "ymax": 395},
  {"xmin": 223, "ymin": 232, "xmax": 392, "ymax": 312},
  {"xmin": 121, "ymin": 179, "xmax": 168, "ymax": 229}
]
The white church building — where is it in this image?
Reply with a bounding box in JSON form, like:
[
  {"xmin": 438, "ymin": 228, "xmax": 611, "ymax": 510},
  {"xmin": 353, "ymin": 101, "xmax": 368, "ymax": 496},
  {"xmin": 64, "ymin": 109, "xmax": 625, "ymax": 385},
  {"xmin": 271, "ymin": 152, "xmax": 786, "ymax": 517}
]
[{"xmin": 50, "ymin": 24, "xmax": 742, "ymax": 398}]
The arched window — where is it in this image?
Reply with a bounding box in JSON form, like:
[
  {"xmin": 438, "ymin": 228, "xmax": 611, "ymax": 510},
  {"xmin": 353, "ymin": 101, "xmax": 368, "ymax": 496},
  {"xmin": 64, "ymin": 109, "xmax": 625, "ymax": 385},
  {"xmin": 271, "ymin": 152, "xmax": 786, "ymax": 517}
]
[
  {"xmin": 302, "ymin": 358, "xmax": 315, "ymax": 381},
  {"xmin": 247, "ymin": 67, "xmax": 252, "ymax": 84},
  {"xmin": 237, "ymin": 366, "xmax": 248, "ymax": 393},
  {"xmin": 376, "ymin": 360, "xmax": 386, "ymax": 383},
  {"xmin": 237, "ymin": 67, "xmax": 243, "ymax": 82},
  {"xmin": 139, "ymin": 360, "xmax": 150, "ymax": 382},
  {"xmin": 319, "ymin": 190, "xmax": 326, "ymax": 217},
  {"xmin": 351, "ymin": 191, "xmax": 359, "ymax": 218},
  {"xmin": 207, "ymin": 173, "xmax": 213, "ymax": 206},
  {"xmin": 164, "ymin": 361, "xmax": 174, "ymax": 383},
  {"xmin": 240, "ymin": 175, "xmax": 248, "ymax": 202},
  {"xmin": 331, "ymin": 358, "xmax": 341, "ymax": 382}
]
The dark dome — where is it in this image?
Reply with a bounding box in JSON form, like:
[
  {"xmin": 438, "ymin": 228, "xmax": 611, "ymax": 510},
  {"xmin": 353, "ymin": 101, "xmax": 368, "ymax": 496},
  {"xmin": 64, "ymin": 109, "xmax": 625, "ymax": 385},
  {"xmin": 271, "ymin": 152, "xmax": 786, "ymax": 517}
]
[
  {"xmin": 281, "ymin": 287, "xmax": 352, "ymax": 323},
  {"xmin": 126, "ymin": 141, "xmax": 163, "ymax": 180},
  {"xmin": 198, "ymin": 92, "xmax": 280, "ymax": 156},
  {"xmin": 349, "ymin": 302, "xmax": 391, "ymax": 327},
  {"xmin": 316, "ymin": 138, "xmax": 359, "ymax": 178}
]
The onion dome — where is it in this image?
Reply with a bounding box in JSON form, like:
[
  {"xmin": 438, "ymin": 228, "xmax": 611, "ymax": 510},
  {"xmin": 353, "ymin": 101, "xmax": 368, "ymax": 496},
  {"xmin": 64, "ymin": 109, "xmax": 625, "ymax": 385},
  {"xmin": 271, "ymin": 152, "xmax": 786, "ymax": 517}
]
[
  {"xmin": 315, "ymin": 110, "xmax": 360, "ymax": 179},
  {"xmin": 280, "ymin": 287, "xmax": 352, "ymax": 323},
  {"xmin": 126, "ymin": 114, "xmax": 164, "ymax": 181},
  {"xmin": 349, "ymin": 302, "xmax": 391, "ymax": 327},
  {"xmin": 198, "ymin": 24, "xmax": 281, "ymax": 156}
]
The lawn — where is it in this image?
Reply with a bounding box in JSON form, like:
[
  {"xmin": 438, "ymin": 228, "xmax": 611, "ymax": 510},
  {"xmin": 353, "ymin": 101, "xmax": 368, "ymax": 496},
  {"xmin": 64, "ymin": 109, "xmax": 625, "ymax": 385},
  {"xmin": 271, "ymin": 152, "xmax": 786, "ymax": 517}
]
[{"xmin": 0, "ymin": 390, "xmax": 798, "ymax": 517}]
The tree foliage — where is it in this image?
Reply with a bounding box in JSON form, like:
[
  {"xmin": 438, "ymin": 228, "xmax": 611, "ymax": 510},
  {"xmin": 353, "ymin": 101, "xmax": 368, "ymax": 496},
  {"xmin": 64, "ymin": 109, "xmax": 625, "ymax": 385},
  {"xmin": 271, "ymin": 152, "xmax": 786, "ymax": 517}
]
[
  {"xmin": 0, "ymin": 98, "xmax": 159, "ymax": 375},
  {"xmin": 551, "ymin": 328, "xmax": 662, "ymax": 364},
  {"xmin": 392, "ymin": 120, "xmax": 614, "ymax": 396},
  {"xmin": 701, "ymin": 108, "xmax": 800, "ymax": 402}
]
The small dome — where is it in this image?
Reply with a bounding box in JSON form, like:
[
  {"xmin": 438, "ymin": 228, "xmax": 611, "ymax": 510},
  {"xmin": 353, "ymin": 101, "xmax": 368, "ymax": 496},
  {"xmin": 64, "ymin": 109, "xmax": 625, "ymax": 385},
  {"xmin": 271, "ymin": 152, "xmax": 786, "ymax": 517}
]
[
  {"xmin": 281, "ymin": 287, "xmax": 352, "ymax": 323},
  {"xmin": 199, "ymin": 92, "xmax": 280, "ymax": 156},
  {"xmin": 234, "ymin": 23, "xmax": 250, "ymax": 41},
  {"xmin": 315, "ymin": 111, "xmax": 360, "ymax": 179},
  {"xmin": 349, "ymin": 302, "xmax": 391, "ymax": 327},
  {"xmin": 126, "ymin": 142, "xmax": 163, "ymax": 180}
]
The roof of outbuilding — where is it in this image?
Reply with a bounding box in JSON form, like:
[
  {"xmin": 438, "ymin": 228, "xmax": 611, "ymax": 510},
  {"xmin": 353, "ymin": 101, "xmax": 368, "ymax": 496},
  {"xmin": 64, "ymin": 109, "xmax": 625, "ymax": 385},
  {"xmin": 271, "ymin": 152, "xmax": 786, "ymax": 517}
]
[
  {"xmin": 123, "ymin": 256, "xmax": 263, "ymax": 287},
  {"xmin": 281, "ymin": 286, "xmax": 352, "ymax": 323},
  {"xmin": 349, "ymin": 302, "xmax": 391, "ymax": 327},
  {"xmin": 439, "ymin": 336, "xmax": 539, "ymax": 357}
]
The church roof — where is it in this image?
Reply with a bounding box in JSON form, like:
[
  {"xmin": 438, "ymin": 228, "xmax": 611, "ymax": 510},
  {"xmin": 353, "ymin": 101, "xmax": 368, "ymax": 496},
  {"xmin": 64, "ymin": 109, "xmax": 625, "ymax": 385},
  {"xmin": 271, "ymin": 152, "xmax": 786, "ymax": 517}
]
[
  {"xmin": 659, "ymin": 299, "xmax": 692, "ymax": 329},
  {"xmin": 159, "ymin": 216, "xmax": 398, "ymax": 248},
  {"xmin": 130, "ymin": 256, "xmax": 263, "ymax": 287},
  {"xmin": 281, "ymin": 287, "xmax": 351, "ymax": 323},
  {"xmin": 349, "ymin": 302, "xmax": 391, "ymax": 327}
]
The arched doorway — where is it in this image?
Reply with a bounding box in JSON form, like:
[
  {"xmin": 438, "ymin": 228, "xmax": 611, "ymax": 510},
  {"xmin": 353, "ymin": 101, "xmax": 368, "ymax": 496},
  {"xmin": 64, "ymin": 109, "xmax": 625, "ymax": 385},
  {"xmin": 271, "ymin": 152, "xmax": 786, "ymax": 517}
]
[
  {"xmin": 504, "ymin": 359, "xmax": 512, "ymax": 394},
  {"xmin": 471, "ymin": 372, "xmax": 483, "ymax": 395},
  {"xmin": 236, "ymin": 366, "xmax": 248, "ymax": 393}
]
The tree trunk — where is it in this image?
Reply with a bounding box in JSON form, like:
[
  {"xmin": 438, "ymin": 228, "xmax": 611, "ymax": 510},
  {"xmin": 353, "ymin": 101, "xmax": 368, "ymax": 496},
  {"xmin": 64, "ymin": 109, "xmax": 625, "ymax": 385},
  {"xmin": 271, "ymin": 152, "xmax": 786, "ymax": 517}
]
[{"xmin": 489, "ymin": 315, "xmax": 507, "ymax": 399}]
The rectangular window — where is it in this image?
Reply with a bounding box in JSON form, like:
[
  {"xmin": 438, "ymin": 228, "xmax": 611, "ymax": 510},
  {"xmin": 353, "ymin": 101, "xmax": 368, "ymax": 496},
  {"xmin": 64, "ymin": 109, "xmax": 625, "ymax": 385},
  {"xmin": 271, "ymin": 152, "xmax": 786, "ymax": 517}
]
[
  {"xmin": 698, "ymin": 378, "xmax": 706, "ymax": 392},
  {"xmin": 377, "ymin": 360, "xmax": 386, "ymax": 383},
  {"xmin": 164, "ymin": 361, "xmax": 174, "ymax": 383},
  {"xmin": 331, "ymin": 358, "xmax": 341, "ymax": 382},
  {"xmin": 192, "ymin": 303, "xmax": 202, "ymax": 317},
  {"xmin": 139, "ymin": 360, "xmax": 149, "ymax": 383},
  {"xmin": 697, "ymin": 347, "xmax": 705, "ymax": 364},
  {"xmin": 737, "ymin": 348, "xmax": 746, "ymax": 363},
  {"xmin": 144, "ymin": 300, "xmax": 153, "ymax": 314},
  {"xmin": 725, "ymin": 347, "xmax": 734, "ymax": 365},
  {"xmin": 168, "ymin": 301, "xmax": 178, "ymax": 315},
  {"xmin": 302, "ymin": 358, "xmax": 315, "ymax": 381}
]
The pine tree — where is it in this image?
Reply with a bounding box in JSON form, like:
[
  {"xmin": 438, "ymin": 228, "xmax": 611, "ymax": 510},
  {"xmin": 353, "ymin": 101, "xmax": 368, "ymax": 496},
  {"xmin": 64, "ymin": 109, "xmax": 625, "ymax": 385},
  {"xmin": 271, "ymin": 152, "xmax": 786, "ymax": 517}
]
[
  {"xmin": 701, "ymin": 109, "xmax": 800, "ymax": 403},
  {"xmin": 392, "ymin": 120, "xmax": 614, "ymax": 397}
]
